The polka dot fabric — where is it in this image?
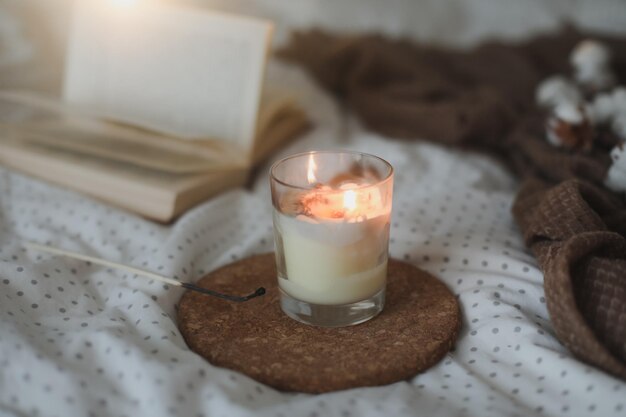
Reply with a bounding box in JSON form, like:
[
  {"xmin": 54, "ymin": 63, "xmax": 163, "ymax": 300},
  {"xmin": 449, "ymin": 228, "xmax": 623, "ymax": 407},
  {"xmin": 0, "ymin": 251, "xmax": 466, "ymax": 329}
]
[{"xmin": 1, "ymin": 63, "xmax": 625, "ymax": 417}]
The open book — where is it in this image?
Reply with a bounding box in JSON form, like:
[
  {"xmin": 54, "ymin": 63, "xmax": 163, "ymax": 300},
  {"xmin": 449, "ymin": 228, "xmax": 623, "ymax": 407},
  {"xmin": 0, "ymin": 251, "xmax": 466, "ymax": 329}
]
[{"xmin": 0, "ymin": 2, "xmax": 309, "ymax": 221}]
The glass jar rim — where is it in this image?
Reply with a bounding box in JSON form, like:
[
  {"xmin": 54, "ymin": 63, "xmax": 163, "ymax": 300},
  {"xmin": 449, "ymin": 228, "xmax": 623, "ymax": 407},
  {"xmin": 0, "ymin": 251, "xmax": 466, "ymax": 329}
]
[{"xmin": 270, "ymin": 150, "xmax": 394, "ymax": 191}]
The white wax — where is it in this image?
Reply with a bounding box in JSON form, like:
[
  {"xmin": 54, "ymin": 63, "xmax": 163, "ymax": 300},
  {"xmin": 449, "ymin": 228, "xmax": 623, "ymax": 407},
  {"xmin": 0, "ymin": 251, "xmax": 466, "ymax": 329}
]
[{"xmin": 275, "ymin": 211, "xmax": 389, "ymax": 305}]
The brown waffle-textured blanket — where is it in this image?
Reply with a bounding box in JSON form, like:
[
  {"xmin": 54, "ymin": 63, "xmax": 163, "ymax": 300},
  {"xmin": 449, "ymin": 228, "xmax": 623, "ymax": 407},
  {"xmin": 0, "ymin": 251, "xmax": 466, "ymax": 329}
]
[{"xmin": 280, "ymin": 29, "xmax": 626, "ymax": 379}]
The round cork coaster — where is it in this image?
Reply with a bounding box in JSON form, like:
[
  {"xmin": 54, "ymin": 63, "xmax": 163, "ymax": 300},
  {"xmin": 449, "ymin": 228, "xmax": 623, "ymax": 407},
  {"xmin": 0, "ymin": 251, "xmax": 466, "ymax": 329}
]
[{"xmin": 177, "ymin": 254, "xmax": 460, "ymax": 393}]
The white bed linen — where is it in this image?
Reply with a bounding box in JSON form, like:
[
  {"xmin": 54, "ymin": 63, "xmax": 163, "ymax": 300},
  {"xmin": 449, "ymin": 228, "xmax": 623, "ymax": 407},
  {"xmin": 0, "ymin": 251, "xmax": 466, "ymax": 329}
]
[{"xmin": 0, "ymin": 61, "xmax": 625, "ymax": 417}]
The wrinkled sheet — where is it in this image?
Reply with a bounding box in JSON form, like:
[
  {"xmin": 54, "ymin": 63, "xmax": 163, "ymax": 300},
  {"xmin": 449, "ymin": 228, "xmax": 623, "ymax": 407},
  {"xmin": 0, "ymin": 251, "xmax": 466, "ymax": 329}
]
[{"xmin": 0, "ymin": 63, "xmax": 625, "ymax": 417}]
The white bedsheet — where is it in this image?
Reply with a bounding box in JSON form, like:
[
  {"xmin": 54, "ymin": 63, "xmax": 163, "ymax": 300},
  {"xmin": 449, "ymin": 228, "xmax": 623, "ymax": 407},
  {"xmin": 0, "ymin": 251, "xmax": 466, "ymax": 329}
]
[{"xmin": 1, "ymin": 61, "xmax": 624, "ymax": 417}]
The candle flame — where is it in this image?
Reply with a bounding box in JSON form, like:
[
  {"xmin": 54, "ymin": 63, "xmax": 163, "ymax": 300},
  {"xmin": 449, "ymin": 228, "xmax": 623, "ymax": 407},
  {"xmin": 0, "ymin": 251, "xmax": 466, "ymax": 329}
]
[
  {"xmin": 343, "ymin": 190, "xmax": 357, "ymax": 211},
  {"xmin": 307, "ymin": 154, "xmax": 317, "ymax": 184}
]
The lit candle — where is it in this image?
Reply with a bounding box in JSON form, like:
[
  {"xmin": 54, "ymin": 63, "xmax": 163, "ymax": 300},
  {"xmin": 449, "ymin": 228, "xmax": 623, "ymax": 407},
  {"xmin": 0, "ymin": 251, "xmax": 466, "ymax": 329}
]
[{"xmin": 270, "ymin": 151, "xmax": 393, "ymax": 327}]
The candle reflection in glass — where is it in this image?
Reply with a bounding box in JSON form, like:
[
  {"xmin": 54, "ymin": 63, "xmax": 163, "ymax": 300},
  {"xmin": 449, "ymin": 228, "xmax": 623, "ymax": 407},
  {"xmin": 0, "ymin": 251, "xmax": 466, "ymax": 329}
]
[{"xmin": 270, "ymin": 151, "xmax": 393, "ymax": 327}]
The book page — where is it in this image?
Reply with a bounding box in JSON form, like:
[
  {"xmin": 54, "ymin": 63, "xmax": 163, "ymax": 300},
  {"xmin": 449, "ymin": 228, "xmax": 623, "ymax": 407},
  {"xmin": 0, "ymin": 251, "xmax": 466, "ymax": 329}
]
[
  {"xmin": 0, "ymin": 137, "xmax": 248, "ymax": 221},
  {"xmin": 64, "ymin": 1, "xmax": 273, "ymax": 148},
  {"xmin": 0, "ymin": 91, "xmax": 248, "ymax": 174},
  {"xmin": 253, "ymin": 102, "xmax": 311, "ymax": 165},
  {"xmin": 20, "ymin": 122, "xmax": 246, "ymax": 174},
  {"xmin": 256, "ymin": 88, "xmax": 297, "ymax": 136}
]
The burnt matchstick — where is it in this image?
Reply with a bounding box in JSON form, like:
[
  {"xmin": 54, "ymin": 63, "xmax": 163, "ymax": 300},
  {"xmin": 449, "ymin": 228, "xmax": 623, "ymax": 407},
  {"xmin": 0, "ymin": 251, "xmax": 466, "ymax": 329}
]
[{"xmin": 24, "ymin": 242, "xmax": 265, "ymax": 302}]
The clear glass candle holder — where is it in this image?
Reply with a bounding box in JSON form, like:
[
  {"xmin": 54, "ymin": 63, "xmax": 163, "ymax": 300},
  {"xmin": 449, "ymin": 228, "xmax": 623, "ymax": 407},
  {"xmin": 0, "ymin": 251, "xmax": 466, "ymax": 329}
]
[{"xmin": 270, "ymin": 151, "xmax": 393, "ymax": 327}]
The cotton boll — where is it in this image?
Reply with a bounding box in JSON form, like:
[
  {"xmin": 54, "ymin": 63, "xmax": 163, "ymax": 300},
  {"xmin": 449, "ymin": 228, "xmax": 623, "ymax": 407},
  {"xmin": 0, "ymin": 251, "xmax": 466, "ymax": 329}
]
[
  {"xmin": 587, "ymin": 71, "xmax": 617, "ymax": 91},
  {"xmin": 546, "ymin": 102, "xmax": 593, "ymax": 150},
  {"xmin": 605, "ymin": 166, "xmax": 626, "ymax": 193},
  {"xmin": 605, "ymin": 145, "xmax": 626, "ymax": 193},
  {"xmin": 571, "ymin": 40, "xmax": 611, "ymax": 69},
  {"xmin": 588, "ymin": 92, "xmax": 617, "ymax": 124},
  {"xmin": 608, "ymin": 89, "xmax": 626, "ymax": 139},
  {"xmin": 536, "ymin": 76, "xmax": 582, "ymax": 108},
  {"xmin": 612, "ymin": 87, "xmax": 626, "ymax": 113},
  {"xmin": 571, "ymin": 40, "xmax": 615, "ymax": 91},
  {"xmin": 575, "ymin": 67, "xmax": 615, "ymax": 91},
  {"xmin": 586, "ymin": 87, "xmax": 626, "ymax": 126},
  {"xmin": 554, "ymin": 101, "xmax": 584, "ymax": 124},
  {"xmin": 546, "ymin": 118, "xmax": 562, "ymax": 147},
  {"xmin": 613, "ymin": 113, "xmax": 626, "ymax": 139}
]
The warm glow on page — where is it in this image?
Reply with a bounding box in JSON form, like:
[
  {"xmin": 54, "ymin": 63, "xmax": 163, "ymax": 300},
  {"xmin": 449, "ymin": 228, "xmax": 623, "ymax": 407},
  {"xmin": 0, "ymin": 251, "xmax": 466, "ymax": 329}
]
[{"xmin": 109, "ymin": 0, "xmax": 139, "ymax": 8}]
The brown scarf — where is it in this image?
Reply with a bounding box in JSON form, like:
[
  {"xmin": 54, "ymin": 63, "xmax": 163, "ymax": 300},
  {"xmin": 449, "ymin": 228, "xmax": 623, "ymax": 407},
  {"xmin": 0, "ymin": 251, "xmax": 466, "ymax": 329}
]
[{"xmin": 279, "ymin": 28, "xmax": 626, "ymax": 379}]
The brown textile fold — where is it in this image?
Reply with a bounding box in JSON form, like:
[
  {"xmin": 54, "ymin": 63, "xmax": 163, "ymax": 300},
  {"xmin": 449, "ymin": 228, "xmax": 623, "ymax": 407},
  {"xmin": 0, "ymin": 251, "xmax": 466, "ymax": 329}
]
[
  {"xmin": 514, "ymin": 178, "xmax": 626, "ymax": 378},
  {"xmin": 280, "ymin": 28, "xmax": 626, "ymax": 378}
]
